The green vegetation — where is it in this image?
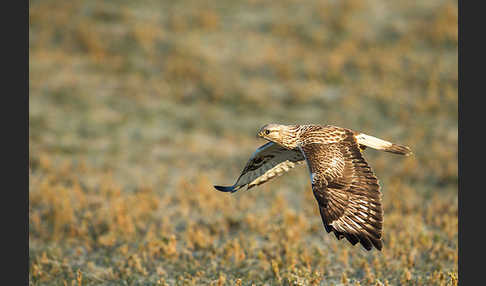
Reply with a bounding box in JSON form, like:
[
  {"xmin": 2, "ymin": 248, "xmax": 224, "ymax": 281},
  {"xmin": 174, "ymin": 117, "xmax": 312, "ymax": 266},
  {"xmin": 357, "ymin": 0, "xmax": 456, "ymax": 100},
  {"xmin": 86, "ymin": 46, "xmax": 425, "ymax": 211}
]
[{"xmin": 29, "ymin": 0, "xmax": 457, "ymax": 285}]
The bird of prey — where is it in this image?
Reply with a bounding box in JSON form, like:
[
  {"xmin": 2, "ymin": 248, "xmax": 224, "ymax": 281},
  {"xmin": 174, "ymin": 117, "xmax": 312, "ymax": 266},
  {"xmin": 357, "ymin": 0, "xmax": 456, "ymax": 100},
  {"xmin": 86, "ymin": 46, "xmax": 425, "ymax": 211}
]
[{"xmin": 214, "ymin": 124, "xmax": 412, "ymax": 251}]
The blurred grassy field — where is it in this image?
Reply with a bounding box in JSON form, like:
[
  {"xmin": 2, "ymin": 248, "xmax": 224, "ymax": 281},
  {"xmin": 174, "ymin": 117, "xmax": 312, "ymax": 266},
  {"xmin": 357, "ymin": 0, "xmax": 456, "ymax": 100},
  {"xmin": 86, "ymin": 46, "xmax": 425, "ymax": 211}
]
[{"xmin": 29, "ymin": 0, "xmax": 457, "ymax": 285}]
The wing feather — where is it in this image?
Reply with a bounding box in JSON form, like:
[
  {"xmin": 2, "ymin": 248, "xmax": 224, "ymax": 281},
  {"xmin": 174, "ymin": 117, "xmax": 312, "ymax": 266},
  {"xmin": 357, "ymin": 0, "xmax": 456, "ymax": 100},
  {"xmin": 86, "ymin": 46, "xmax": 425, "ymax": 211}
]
[
  {"xmin": 300, "ymin": 138, "xmax": 384, "ymax": 251},
  {"xmin": 214, "ymin": 142, "xmax": 305, "ymax": 193}
]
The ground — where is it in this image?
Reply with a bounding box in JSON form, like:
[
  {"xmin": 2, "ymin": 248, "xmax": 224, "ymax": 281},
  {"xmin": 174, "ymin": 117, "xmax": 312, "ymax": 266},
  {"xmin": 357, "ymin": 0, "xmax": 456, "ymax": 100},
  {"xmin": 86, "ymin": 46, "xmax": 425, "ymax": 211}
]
[{"xmin": 29, "ymin": 0, "xmax": 457, "ymax": 285}]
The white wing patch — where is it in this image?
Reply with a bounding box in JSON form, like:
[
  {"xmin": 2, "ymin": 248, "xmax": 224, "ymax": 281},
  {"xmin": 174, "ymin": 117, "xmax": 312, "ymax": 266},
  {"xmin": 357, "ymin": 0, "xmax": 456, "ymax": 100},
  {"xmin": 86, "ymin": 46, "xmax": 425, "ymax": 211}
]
[
  {"xmin": 247, "ymin": 159, "xmax": 301, "ymax": 189},
  {"xmin": 214, "ymin": 142, "xmax": 305, "ymax": 193}
]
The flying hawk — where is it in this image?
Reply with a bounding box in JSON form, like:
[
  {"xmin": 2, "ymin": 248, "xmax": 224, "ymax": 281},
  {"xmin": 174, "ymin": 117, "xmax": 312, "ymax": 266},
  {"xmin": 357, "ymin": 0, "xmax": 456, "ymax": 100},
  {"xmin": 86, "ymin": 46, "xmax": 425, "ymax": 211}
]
[{"xmin": 214, "ymin": 124, "xmax": 412, "ymax": 251}]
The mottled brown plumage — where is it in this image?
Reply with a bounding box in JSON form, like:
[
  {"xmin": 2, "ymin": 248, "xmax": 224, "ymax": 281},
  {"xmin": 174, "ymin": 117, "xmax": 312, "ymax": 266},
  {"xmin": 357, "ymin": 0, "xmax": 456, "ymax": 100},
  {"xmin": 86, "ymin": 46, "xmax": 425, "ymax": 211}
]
[{"xmin": 214, "ymin": 124, "xmax": 412, "ymax": 251}]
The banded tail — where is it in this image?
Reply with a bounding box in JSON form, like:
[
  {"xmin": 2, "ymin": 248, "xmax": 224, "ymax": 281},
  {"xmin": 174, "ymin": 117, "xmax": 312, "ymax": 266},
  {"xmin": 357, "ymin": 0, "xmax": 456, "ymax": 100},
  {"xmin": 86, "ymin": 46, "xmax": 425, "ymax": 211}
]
[{"xmin": 355, "ymin": 133, "xmax": 412, "ymax": 156}]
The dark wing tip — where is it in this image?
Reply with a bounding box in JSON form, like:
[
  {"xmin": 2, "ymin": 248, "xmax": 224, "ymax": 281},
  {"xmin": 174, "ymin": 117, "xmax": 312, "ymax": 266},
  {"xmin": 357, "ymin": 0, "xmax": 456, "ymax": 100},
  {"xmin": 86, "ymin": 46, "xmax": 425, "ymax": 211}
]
[
  {"xmin": 360, "ymin": 235, "xmax": 383, "ymax": 251},
  {"xmin": 213, "ymin": 185, "xmax": 236, "ymax": 193},
  {"xmin": 353, "ymin": 235, "xmax": 382, "ymax": 251},
  {"xmin": 372, "ymin": 238, "xmax": 383, "ymax": 251}
]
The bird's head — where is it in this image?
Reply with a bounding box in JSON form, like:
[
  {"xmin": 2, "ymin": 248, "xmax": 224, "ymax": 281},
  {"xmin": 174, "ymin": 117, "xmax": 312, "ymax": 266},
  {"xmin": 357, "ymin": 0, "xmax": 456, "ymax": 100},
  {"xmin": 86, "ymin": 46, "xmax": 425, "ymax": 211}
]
[{"xmin": 257, "ymin": 124, "xmax": 300, "ymax": 149}]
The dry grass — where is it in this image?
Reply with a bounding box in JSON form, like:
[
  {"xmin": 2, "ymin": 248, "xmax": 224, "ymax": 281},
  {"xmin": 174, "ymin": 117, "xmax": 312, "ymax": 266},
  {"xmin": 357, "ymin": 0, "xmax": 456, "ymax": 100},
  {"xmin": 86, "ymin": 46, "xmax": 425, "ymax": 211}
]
[{"xmin": 30, "ymin": 0, "xmax": 457, "ymax": 285}]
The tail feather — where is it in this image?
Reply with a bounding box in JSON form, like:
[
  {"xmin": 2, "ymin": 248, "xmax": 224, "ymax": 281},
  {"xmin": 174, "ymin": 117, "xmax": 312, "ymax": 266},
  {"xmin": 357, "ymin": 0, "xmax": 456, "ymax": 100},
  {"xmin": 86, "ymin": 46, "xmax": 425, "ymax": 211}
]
[{"xmin": 355, "ymin": 133, "xmax": 412, "ymax": 156}]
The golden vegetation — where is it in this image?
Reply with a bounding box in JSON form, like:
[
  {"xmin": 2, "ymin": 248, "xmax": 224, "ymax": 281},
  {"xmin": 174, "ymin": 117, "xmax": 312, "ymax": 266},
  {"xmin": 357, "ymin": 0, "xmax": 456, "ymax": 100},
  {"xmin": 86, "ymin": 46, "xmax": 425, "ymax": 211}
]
[{"xmin": 30, "ymin": 0, "xmax": 457, "ymax": 285}]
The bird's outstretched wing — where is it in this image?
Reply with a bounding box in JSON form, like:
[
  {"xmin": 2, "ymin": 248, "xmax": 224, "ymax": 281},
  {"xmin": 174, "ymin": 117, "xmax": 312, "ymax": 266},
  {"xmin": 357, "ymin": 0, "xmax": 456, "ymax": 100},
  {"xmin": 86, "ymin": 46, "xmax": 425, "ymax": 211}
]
[
  {"xmin": 214, "ymin": 142, "xmax": 305, "ymax": 193},
  {"xmin": 300, "ymin": 140, "xmax": 383, "ymax": 251}
]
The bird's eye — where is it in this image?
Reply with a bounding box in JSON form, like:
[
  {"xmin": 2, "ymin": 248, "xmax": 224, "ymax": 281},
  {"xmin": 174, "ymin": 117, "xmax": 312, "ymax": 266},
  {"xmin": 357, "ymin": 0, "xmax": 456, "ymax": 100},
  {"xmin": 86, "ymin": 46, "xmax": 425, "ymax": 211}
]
[{"xmin": 265, "ymin": 130, "xmax": 270, "ymax": 135}]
